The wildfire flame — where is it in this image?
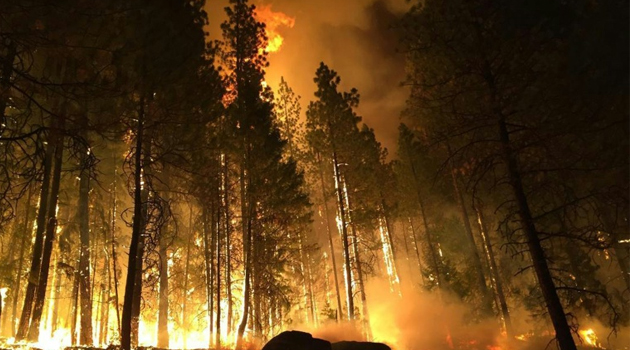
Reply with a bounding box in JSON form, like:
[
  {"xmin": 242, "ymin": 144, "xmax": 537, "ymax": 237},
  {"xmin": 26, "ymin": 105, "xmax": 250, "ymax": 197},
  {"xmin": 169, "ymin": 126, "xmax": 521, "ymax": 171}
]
[
  {"xmin": 579, "ymin": 328, "xmax": 601, "ymax": 348},
  {"xmin": 254, "ymin": 4, "xmax": 295, "ymax": 53}
]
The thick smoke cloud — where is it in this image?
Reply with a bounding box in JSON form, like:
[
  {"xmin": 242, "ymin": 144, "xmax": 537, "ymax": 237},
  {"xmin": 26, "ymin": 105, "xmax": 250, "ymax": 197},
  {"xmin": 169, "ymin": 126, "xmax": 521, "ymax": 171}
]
[{"xmin": 206, "ymin": 0, "xmax": 409, "ymax": 154}]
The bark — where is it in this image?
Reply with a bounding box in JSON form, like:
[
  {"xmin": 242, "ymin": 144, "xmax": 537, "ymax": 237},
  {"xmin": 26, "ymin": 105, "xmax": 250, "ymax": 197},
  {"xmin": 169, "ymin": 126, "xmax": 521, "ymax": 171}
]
[
  {"xmin": 317, "ymin": 152, "xmax": 343, "ymax": 322},
  {"xmin": 15, "ymin": 131, "xmax": 54, "ymax": 341},
  {"xmin": 70, "ymin": 266, "xmax": 80, "ymax": 345},
  {"xmin": 11, "ymin": 187, "xmax": 33, "ymax": 336},
  {"xmin": 449, "ymin": 165, "xmax": 492, "ymax": 314},
  {"xmin": 27, "ymin": 121, "xmax": 64, "ymax": 342},
  {"xmin": 78, "ymin": 128, "xmax": 93, "ymax": 345},
  {"xmin": 121, "ymin": 96, "xmax": 145, "ymax": 350},
  {"xmin": 98, "ymin": 284, "xmax": 109, "ymax": 345},
  {"xmin": 332, "ymin": 151, "xmax": 354, "ymax": 320},
  {"xmin": 474, "ymin": 201, "xmax": 514, "ymax": 337},
  {"xmin": 110, "ymin": 174, "xmax": 121, "ymax": 338},
  {"xmin": 182, "ymin": 206, "xmax": 193, "ymax": 349},
  {"xmin": 236, "ymin": 164, "xmax": 252, "ymax": 349},
  {"xmin": 345, "ymin": 182, "xmax": 371, "ymax": 339},
  {"xmin": 202, "ymin": 206, "xmax": 214, "ymax": 348},
  {"xmin": 157, "ymin": 223, "xmax": 169, "ymax": 348},
  {"xmin": 224, "ymin": 156, "xmax": 233, "ymax": 335},
  {"xmin": 498, "ymin": 118, "xmax": 576, "ymax": 350},
  {"xmin": 50, "ymin": 255, "xmax": 61, "ymax": 335},
  {"xmin": 407, "ymin": 217, "xmax": 425, "ymax": 284},
  {"xmin": 404, "ymin": 147, "xmax": 443, "ymax": 289},
  {"xmin": 216, "ymin": 192, "xmax": 222, "ymax": 349}
]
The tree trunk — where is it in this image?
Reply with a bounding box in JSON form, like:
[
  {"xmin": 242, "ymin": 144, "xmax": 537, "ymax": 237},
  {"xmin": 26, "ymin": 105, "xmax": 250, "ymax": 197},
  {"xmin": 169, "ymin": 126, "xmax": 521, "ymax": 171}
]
[
  {"xmin": 498, "ymin": 118, "xmax": 576, "ymax": 350},
  {"xmin": 182, "ymin": 206, "xmax": 193, "ymax": 349},
  {"xmin": 202, "ymin": 205, "xmax": 214, "ymax": 348},
  {"xmin": 407, "ymin": 217, "xmax": 425, "ymax": 285},
  {"xmin": 78, "ymin": 128, "xmax": 93, "ymax": 345},
  {"xmin": 27, "ymin": 121, "xmax": 64, "ymax": 342},
  {"xmin": 224, "ymin": 155, "xmax": 233, "ymax": 335},
  {"xmin": 345, "ymin": 181, "xmax": 370, "ymax": 339},
  {"xmin": 157, "ymin": 222, "xmax": 169, "ymax": 348},
  {"xmin": 70, "ymin": 266, "xmax": 80, "ymax": 345},
  {"xmin": 110, "ymin": 173, "xmax": 121, "ymax": 338},
  {"xmin": 15, "ymin": 130, "xmax": 54, "ymax": 341},
  {"xmin": 121, "ymin": 96, "xmax": 145, "ymax": 350},
  {"xmin": 216, "ymin": 188, "xmax": 222, "ymax": 350},
  {"xmin": 332, "ymin": 151, "xmax": 354, "ymax": 320},
  {"xmin": 474, "ymin": 200, "xmax": 514, "ymax": 337},
  {"xmin": 317, "ymin": 152, "xmax": 343, "ymax": 322},
  {"xmin": 449, "ymin": 165, "xmax": 492, "ymax": 314},
  {"xmin": 11, "ymin": 187, "xmax": 33, "ymax": 336},
  {"xmin": 236, "ymin": 164, "xmax": 252, "ymax": 349}
]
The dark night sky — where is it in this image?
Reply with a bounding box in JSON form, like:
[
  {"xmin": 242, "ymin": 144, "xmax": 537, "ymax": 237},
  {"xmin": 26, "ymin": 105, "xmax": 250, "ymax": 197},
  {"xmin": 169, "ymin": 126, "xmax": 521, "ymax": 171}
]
[{"xmin": 205, "ymin": 0, "xmax": 410, "ymax": 155}]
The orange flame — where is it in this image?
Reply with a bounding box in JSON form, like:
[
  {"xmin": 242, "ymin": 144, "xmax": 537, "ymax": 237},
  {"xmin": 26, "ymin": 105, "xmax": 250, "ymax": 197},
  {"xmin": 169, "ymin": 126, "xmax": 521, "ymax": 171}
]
[{"xmin": 254, "ymin": 4, "xmax": 295, "ymax": 53}]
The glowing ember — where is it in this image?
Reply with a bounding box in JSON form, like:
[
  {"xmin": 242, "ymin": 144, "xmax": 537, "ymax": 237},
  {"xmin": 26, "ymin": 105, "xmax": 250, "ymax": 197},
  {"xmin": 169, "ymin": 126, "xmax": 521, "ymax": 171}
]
[{"xmin": 254, "ymin": 4, "xmax": 295, "ymax": 53}]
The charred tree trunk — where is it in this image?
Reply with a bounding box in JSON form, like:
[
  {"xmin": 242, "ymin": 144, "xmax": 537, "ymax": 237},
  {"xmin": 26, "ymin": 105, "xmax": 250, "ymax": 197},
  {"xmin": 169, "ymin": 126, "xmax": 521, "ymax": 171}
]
[
  {"xmin": 110, "ymin": 172, "xmax": 121, "ymax": 338},
  {"xmin": 332, "ymin": 151, "xmax": 354, "ymax": 320},
  {"xmin": 78, "ymin": 128, "xmax": 93, "ymax": 345},
  {"xmin": 15, "ymin": 129, "xmax": 54, "ymax": 341},
  {"xmin": 182, "ymin": 206, "xmax": 193, "ymax": 349},
  {"xmin": 202, "ymin": 205, "xmax": 214, "ymax": 348},
  {"xmin": 224, "ymin": 156, "xmax": 233, "ymax": 335},
  {"xmin": 121, "ymin": 96, "xmax": 146, "ymax": 350},
  {"xmin": 216, "ymin": 187, "xmax": 222, "ymax": 350},
  {"xmin": 474, "ymin": 200, "xmax": 514, "ymax": 337},
  {"xmin": 70, "ymin": 265, "xmax": 79, "ymax": 345},
  {"xmin": 27, "ymin": 119, "xmax": 64, "ymax": 342},
  {"xmin": 11, "ymin": 187, "xmax": 33, "ymax": 336},
  {"xmin": 345, "ymin": 182, "xmax": 370, "ymax": 339},
  {"xmin": 157, "ymin": 222, "xmax": 170, "ymax": 348},
  {"xmin": 407, "ymin": 217, "xmax": 425, "ymax": 285},
  {"xmin": 498, "ymin": 118, "xmax": 576, "ymax": 350},
  {"xmin": 449, "ymin": 164, "xmax": 492, "ymax": 314},
  {"xmin": 317, "ymin": 152, "xmax": 343, "ymax": 322},
  {"xmin": 236, "ymin": 164, "xmax": 252, "ymax": 349}
]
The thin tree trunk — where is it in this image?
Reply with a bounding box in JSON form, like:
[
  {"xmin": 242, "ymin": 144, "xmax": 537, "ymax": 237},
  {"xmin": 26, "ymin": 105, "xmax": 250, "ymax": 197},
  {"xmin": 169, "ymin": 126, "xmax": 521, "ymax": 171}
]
[
  {"xmin": 408, "ymin": 217, "xmax": 425, "ymax": 285},
  {"xmin": 50, "ymin": 254, "xmax": 62, "ymax": 335},
  {"xmin": 99, "ymin": 283, "xmax": 109, "ymax": 345},
  {"xmin": 11, "ymin": 187, "xmax": 33, "ymax": 336},
  {"xmin": 332, "ymin": 151, "xmax": 354, "ymax": 320},
  {"xmin": 345, "ymin": 180, "xmax": 370, "ymax": 339},
  {"xmin": 498, "ymin": 118, "xmax": 576, "ymax": 350},
  {"xmin": 110, "ymin": 172, "xmax": 121, "ymax": 338},
  {"xmin": 157, "ymin": 222, "xmax": 169, "ymax": 348},
  {"xmin": 474, "ymin": 200, "xmax": 514, "ymax": 337},
  {"xmin": 216, "ymin": 186, "xmax": 222, "ymax": 350},
  {"xmin": 236, "ymin": 164, "xmax": 252, "ymax": 349},
  {"xmin": 317, "ymin": 152, "xmax": 343, "ymax": 322},
  {"xmin": 15, "ymin": 131, "xmax": 54, "ymax": 341},
  {"xmin": 202, "ymin": 205, "xmax": 214, "ymax": 348},
  {"xmin": 449, "ymin": 164, "xmax": 492, "ymax": 314},
  {"xmin": 224, "ymin": 156, "xmax": 233, "ymax": 335},
  {"xmin": 27, "ymin": 122, "xmax": 64, "ymax": 342},
  {"xmin": 120, "ymin": 95, "xmax": 145, "ymax": 350},
  {"xmin": 78, "ymin": 128, "xmax": 93, "ymax": 345},
  {"xmin": 70, "ymin": 266, "xmax": 80, "ymax": 345},
  {"xmin": 182, "ymin": 206, "xmax": 193, "ymax": 349}
]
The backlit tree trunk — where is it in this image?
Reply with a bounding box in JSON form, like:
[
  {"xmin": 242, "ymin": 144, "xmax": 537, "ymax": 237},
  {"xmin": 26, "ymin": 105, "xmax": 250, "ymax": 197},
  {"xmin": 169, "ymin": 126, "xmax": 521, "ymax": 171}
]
[
  {"xmin": 498, "ymin": 118, "xmax": 576, "ymax": 350},
  {"xmin": 78, "ymin": 126, "xmax": 93, "ymax": 345}
]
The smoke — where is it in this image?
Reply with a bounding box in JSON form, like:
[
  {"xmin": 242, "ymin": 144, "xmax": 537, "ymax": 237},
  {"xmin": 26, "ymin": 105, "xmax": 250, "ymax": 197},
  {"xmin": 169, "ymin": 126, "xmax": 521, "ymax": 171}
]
[{"xmin": 205, "ymin": 0, "xmax": 410, "ymax": 155}]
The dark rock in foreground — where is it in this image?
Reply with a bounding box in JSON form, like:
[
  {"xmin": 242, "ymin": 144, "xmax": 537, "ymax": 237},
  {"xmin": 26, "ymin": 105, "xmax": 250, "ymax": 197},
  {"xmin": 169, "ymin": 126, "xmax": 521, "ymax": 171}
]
[
  {"xmin": 262, "ymin": 331, "xmax": 332, "ymax": 350},
  {"xmin": 331, "ymin": 341, "xmax": 391, "ymax": 350}
]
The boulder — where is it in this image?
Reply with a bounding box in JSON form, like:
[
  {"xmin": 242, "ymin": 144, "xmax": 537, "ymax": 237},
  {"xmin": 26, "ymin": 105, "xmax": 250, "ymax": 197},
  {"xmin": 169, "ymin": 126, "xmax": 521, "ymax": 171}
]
[
  {"xmin": 331, "ymin": 341, "xmax": 391, "ymax": 350},
  {"xmin": 262, "ymin": 331, "xmax": 332, "ymax": 350}
]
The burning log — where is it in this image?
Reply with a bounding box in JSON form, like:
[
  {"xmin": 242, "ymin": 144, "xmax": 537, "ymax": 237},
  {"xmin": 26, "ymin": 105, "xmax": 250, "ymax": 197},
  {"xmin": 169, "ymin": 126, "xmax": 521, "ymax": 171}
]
[
  {"xmin": 261, "ymin": 331, "xmax": 331, "ymax": 350},
  {"xmin": 331, "ymin": 341, "xmax": 391, "ymax": 350}
]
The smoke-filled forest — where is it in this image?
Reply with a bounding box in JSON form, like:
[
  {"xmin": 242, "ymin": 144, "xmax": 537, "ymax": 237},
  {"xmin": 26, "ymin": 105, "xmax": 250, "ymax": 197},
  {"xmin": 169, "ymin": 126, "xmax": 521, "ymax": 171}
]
[{"xmin": 0, "ymin": 0, "xmax": 628, "ymax": 350}]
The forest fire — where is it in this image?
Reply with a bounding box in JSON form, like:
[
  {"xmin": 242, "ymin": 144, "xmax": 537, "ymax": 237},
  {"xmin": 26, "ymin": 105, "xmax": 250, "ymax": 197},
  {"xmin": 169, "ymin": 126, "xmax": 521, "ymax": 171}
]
[
  {"xmin": 254, "ymin": 4, "xmax": 295, "ymax": 53},
  {"xmin": 0, "ymin": 1, "xmax": 627, "ymax": 350}
]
